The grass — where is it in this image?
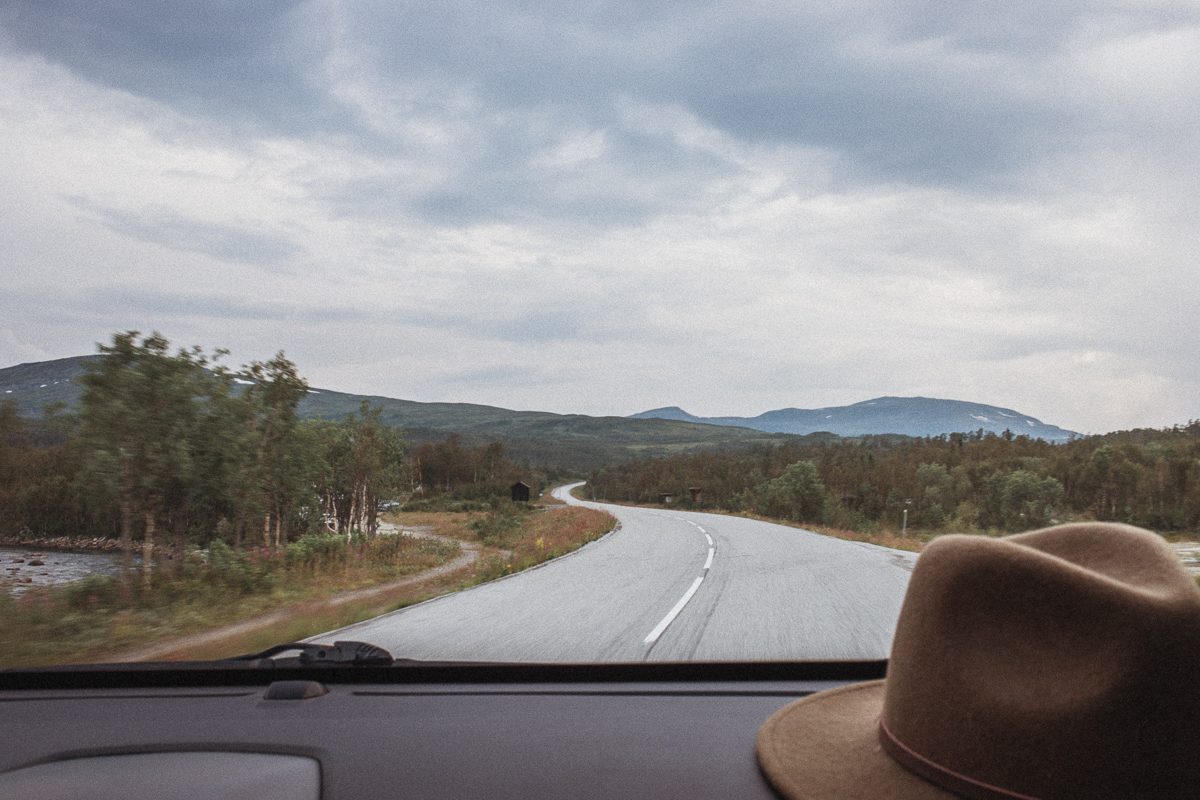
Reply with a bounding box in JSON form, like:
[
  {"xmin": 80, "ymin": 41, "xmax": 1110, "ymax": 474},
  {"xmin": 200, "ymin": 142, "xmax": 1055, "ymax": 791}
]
[
  {"xmin": 0, "ymin": 532, "xmax": 461, "ymax": 668},
  {"xmin": 780, "ymin": 521, "xmax": 929, "ymax": 552},
  {"xmin": 468, "ymin": 504, "xmax": 616, "ymax": 583},
  {"xmin": 382, "ymin": 509, "xmax": 482, "ymax": 541},
  {"xmin": 127, "ymin": 560, "xmax": 483, "ymax": 663}
]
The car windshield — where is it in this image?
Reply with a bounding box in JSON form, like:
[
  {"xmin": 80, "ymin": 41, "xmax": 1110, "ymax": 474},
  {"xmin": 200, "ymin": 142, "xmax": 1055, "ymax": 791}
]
[{"xmin": 2, "ymin": 2, "xmax": 1198, "ymax": 671}]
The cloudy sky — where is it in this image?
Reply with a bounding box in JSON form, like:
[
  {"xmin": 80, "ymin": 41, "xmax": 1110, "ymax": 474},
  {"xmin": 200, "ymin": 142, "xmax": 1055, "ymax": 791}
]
[{"xmin": 1, "ymin": 1, "xmax": 1197, "ymax": 434}]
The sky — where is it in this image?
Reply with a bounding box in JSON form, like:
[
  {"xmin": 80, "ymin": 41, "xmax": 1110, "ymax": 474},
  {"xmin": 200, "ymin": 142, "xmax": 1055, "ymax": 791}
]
[{"xmin": 1, "ymin": 1, "xmax": 1197, "ymax": 435}]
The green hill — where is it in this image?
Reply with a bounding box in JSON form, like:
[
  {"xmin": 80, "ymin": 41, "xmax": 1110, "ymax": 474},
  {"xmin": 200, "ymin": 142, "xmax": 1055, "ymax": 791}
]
[{"xmin": 0, "ymin": 356, "xmax": 810, "ymax": 470}]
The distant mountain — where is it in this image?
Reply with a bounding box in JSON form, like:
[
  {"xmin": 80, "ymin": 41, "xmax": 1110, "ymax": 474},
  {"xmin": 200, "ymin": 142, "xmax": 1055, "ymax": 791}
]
[
  {"xmin": 0, "ymin": 356, "xmax": 815, "ymax": 470},
  {"xmin": 0, "ymin": 355, "xmax": 99, "ymax": 416},
  {"xmin": 629, "ymin": 397, "xmax": 1080, "ymax": 442}
]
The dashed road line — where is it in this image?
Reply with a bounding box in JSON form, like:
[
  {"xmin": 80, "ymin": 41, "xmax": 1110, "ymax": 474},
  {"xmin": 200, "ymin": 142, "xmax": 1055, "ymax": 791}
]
[
  {"xmin": 642, "ymin": 514, "xmax": 717, "ymax": 647},
  {"xmin": 643, "ymin": 576, "xmax": 705, "ymax": 645}
]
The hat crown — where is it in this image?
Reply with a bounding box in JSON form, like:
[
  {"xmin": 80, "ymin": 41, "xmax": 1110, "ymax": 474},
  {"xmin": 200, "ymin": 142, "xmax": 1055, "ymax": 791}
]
[{"xmin": 882, "ymin": 523, "xmax": 1200, "ymax": 799}]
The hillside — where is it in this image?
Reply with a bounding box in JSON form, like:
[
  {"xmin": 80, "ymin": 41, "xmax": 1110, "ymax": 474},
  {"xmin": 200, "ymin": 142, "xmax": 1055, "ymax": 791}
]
[
  {"xmin": 297, "ymin": 387, "xmax": 809, "ymax": 468},
  {"xmin": 0, "ymin": 357, "xmax": 803, "ymax": 470},
  {"xmin": 629, "ymin": 397, "xmax": 1079, "ymax": 441}
]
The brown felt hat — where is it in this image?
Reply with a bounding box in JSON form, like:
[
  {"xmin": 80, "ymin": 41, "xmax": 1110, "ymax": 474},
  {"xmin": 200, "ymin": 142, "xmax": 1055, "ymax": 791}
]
[{"xmin": 756, "ymin": 522, "xmax": 1200, "ymax": 800}]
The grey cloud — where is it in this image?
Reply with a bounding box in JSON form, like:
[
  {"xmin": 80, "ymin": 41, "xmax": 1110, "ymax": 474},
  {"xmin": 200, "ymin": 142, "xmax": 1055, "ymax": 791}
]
[
  {"xmin": 402, "ymin": 306, "xmax": 590, "ymax": 346},
  {"xmin": 0, "ymin": 0, "xmax": 326, "ymax": 131},
  {"xmin": 0, "ymin": 0, "xmax": 300, "ymax": 62},
  {"xmin": 82, "ymin": 288, "xmax": 358, "ymax": 323},
  {"xmin": 440, "ymin": 363, "xmax": 564, "ymax": 390},
  {"xmin": 408, "ymin": 132, "xmax": 737, "ymax": 227},
  {"xmin": 10, "ymin": 0, "xmax": 1169, "ymax": 193},
  {"xmin": 340, "ymin": 1, "xmax": 1117, "ymax": 185},
  {"xmin": 71, "ymin": 200, "xmax": 302, "ymax": 267}
]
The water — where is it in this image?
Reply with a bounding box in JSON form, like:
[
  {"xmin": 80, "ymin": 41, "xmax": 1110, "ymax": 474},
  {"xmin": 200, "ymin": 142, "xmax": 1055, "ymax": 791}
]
[{"xmin": 0, "ymin": 548, "xmax": 128, "ymax": 596}]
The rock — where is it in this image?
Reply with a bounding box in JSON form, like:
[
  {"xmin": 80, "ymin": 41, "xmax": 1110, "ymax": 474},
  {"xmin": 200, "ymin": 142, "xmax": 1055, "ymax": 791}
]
[{"xmin": 27, "ymin": 559, "xmax": 44, "ymax": 566}]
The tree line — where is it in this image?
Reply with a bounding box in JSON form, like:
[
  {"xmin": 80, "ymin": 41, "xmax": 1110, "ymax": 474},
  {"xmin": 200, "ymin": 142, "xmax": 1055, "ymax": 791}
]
[
  {"xmin": 587, "ymin": 423, "xmax": 1200, "ymax": 535},
  {"xmin": 0, "ymin": 332, "xmax": 548, "ymax": 584}
]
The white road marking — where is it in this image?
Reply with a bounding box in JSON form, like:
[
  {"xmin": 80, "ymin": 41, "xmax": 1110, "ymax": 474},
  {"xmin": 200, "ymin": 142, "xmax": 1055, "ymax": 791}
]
[
  {"xmin": 637, "ymin": 511, "xmax": 717, "ymax": 645},
  {"xmin": 643, "ymin": 576, "xmax": 705, "ymax": 645}
]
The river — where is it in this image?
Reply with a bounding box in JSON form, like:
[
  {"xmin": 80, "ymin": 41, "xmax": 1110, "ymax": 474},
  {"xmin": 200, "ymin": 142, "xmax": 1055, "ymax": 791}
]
[{"xmin": 0, "ymin": 548, "xmax": 129, "ymax": 595}]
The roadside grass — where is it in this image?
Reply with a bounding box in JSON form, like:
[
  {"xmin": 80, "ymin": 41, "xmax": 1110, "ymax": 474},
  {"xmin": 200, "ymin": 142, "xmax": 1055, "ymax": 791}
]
[
  {"xmin": 0, "ymin": 532, "xmax": 461, "ymax": 669},
  {"xmin": 122, "ymin": 560, "xmax": 483, "ymax": 663},
  {"xmin": 781, "ymin": 521, "xmax": 930, "ymax": 552},
  {"xmin": 469, "ymin": 504, "xmax": 616, "ymax": 583}
]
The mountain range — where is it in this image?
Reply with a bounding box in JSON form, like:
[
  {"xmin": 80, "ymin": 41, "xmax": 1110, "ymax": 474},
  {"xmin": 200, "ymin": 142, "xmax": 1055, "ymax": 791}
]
[
  {"xmin": 1, "ymin": 357, "xmax": 1080, "ymax": 470},
  {"xmin": 628, "ymin": 397, "xmax": 1079, "ymax": 442}
]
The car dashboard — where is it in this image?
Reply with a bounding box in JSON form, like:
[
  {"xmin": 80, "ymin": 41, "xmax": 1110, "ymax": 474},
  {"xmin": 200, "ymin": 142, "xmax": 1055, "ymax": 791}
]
[{"xmin": 0, "ymin": 658, "xmax": 886, "ymax": 799}]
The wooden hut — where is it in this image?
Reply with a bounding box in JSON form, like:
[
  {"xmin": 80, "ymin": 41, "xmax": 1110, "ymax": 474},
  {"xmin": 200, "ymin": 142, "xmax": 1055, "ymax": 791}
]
[{"xmin": 511, "ymin": 481, "xmax": 531, "ymax": 502}]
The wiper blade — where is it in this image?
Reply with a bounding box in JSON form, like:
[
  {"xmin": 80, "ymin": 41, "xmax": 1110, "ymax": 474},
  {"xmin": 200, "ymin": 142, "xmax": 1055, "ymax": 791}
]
[{"xmin": 228, "ymin": 641, "xmax": 394, "ymax": 666}]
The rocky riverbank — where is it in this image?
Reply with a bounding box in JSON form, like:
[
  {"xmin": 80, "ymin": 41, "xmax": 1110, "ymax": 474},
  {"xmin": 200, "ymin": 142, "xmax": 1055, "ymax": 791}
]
[
  {"xmin": 0, "ymin": 535, "xmax": 166, "ymax": 555},
  {"xmin": 1, "ymin": 545, "xmax": 128, "ymax": 594}
]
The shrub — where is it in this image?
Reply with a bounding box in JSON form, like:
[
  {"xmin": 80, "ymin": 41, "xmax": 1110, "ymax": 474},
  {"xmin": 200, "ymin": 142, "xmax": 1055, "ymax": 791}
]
[
  {"xmin": 468, "ymin": 503, "xmax": 530, "ymax": 546},
  {"xmin": 754, "ymin": 461, "xmax": 828, "ymax": 523}
]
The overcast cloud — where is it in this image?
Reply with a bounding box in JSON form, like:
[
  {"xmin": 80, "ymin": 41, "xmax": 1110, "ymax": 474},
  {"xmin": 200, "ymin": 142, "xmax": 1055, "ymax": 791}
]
[{"xmin": 1, "ymin": 0, "xmax": 1197, "ymax": 433}]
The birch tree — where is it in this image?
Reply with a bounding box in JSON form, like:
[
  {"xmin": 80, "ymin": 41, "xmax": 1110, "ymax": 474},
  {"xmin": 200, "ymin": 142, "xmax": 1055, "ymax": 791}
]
[
  {"xmin": 235, "ymin": 353, "xmax": 312, "ymax": 551},
  {"xmin": 315, "ymin": 401, "xmax": 406, "ymax": 536},
  {"xmin": 77, "ymin": 332, "xmax": 209, "ymax": 586}
]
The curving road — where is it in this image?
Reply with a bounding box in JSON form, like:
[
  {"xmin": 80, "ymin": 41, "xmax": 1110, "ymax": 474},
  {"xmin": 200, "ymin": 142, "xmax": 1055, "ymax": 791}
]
[{"xmin": 309, "ymin": 484, "xmax": 917, "ymax": 662}]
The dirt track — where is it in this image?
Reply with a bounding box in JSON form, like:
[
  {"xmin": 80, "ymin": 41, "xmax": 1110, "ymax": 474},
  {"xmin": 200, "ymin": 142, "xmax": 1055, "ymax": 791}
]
[{"xmin": 109, "ymin": 525, "xmax": 480, "ymax": 662}]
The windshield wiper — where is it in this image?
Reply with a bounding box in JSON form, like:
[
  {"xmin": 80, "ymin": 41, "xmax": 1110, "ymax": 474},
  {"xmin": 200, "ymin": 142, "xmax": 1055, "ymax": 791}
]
[{"xmin": 229, "ymin": 641, "xmax": 394, "ymax": 666}]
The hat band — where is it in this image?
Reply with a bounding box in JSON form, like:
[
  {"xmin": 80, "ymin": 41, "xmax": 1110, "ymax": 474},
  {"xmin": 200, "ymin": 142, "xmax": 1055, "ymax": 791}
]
[{"xmin": 878, "ymin": 716, "xmax": 1042, "ymax": 800}]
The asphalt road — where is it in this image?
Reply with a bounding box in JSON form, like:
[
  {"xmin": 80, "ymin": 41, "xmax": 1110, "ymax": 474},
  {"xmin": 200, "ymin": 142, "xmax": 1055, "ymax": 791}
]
[{"xmin": 310, "ymin": 484, "xmax": 917, "ymax": 662}]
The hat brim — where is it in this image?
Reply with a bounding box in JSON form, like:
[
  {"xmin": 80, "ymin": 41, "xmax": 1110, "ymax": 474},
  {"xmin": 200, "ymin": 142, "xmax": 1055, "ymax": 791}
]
[{"xmin": 756, "ymin": 680, "xmax": 956, "ymax": 800}]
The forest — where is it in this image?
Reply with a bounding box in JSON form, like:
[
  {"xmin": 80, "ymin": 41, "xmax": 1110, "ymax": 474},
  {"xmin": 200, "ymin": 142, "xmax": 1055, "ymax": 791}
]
[
  {"xmin": 587, "ymin": 423, "xmax": 1200, "ymax": 536},
  {"xmin": 0, "ymin": 333, "xmax": 563, "ymax": 574}
]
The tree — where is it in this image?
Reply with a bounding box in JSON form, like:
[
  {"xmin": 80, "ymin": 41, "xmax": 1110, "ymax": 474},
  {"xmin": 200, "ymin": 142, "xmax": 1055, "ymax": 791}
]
[
  {"xmin": 754, "ymin": 460, "xmax": 827, "ymax": 523},
  {"xmin": 916, "ymin": 462, "xmax": 953, "ymax": 526},
  {"xmin": 235, "ymin": 353, "xmax": 313, "ymax": 551},
  {"xmin": 979, "ymin": 470, "xmax": 1064, "ymax": 531},
  {"xmin": 77, "ymin": 332, "xmax": 212, "ymax": 585},
  {"xmin": 315, "ymin": 401, "xmax": 406, "ymax": 535}
]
